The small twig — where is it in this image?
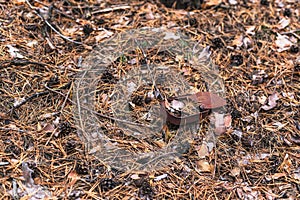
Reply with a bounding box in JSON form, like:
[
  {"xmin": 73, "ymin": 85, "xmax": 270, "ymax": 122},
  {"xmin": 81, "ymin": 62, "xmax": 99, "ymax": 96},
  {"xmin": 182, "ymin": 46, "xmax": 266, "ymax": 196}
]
[
  {"xmin": 33, "ymin": 0, "xmax": 76, "ymax": 20},
  {"xmin": 281, "ymin": 29, "xmax": 300, "ymax": 40},
  {"xmin": 45, "ymin": 81, "xmax": 152, "ymax": 128},
  {"xmin": 44, "ymin": 83, "xmax": 73, "ymax": 114},
  {"xmin": 8, "ymin": 82, "xmax": 72, "ymax": 116},
  {"xmin": 92, "ymin": 5, "xmax": 131, "ymax": 15},
  {"xmin": 0, "ymin": 59, "xmax": 51, "ymax": 70},
  {"xmin": 25, "ymin": 0, "xmax": 82, "ymax": 45},
  {"xmin": 0, "ymin": 127, "xmax": 28, "ymax": 133}
]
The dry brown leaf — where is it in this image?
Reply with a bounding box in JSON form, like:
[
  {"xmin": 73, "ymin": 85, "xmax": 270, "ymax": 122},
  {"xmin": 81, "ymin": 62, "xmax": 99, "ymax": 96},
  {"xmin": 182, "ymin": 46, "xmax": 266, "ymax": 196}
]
[
  {"xmin": 196, "ymin": 160, "xmax": 212, "ymax": 172},
  {"xmin": 0, "ymin": 112, "xmax": 8, "ymax": 119},
  {"xmin": 191, "ymin": 92, "xmax": 226, "ymax": 109},
  {"xmin": 43, "ymin": 123, "xmax": 55, "ymax": 132},
  {"xmin": 196, "ymin": 143, "xmax": 209, "ymax": 158},
  {"xmin": 230, "ymin": 167, "xmax": 240, "ymax": 177},
  {"xmin": 204, "ymin": 0, "xmax": 222, "ymax": 7},
  {"xmin": 67, "ymin": 171, "xmax": 80, "ymax": 187},
  {"xmin": 232, "ymin": 35, "xmax": 243, "ymax": 47}
]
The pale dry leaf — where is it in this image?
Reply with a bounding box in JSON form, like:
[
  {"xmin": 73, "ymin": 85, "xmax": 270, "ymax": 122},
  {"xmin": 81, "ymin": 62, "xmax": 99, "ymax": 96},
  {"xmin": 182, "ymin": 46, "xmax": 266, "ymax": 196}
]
[
  {"xmin": 261, "ymin": 92, "xmax": 280, "ymax": 110},
  {"xmin": 170, "ymin": 99, "xmax": 185, "ymax": 111},
  {"xmin": 145, "ymin": 5, "xmax": 155, "ymax": 20},
  {"xmin": 0, "ymin": 112, "xmax": 8, "ymax": 119},
  {"xmin": 12, "ymin": 0, "xmax": 25, "ymax": 5},
  {"xmin": 243, "ymin": 37, "xmax": 252, "ymax": 49},
  {"xmin": 67, "ymin": 171, "xmax": 80, "ymax": 187},
  {"xmin": 95, "ymin": 30, "xmax": 113, "ymax": 42},
  {"xmin": 224, "ymin": 115, "xmax": 232, "ymax": 128},
  {"xmin": 196, "ymin": 160, "xmax": 212, "ymax": 172},
  {"xmin": 196, "ymin": 143, "xmax": 209, "ymax": 158},
  {"xmin": 130, "ymin": 174, "xmax": 140, "ymax": 180},
  {"xmin": 127, "ymin": 82, "xmax": 137, "ymax": 93},
  {"xmin": 204, "ymin": 0, "xmax": 222, "ymax": 7},
  {"xmin": 43, "ymin": 123, "xmax": 55, "ymax": 132},
  {"xmin": 213, "ymin": 112, "xmax": 227, "ymax": 135},
  {"xmin": 232, "ymin": 35, "xmax": 243, "ymax": 47},
  {"xmin": 277, "ymin": 18, "xmax": 290, "ymax": 30},
  {"xmin": 26, "ymin": 40, "xmax": 38, "ymax": 47},
  {"xmin": 258, "ymin": 95, "xmax": 267, "ymax": 104},
  {"xmin": 232, "ymin": 129, "xmax": 243, "ymax": 138},
  {"xmin": 9, "ymin": 163, "xmax": 53, "ymax": 199},
  {"xmin": 181, "ymin": 67, "xmax": 191, "ymax": 75},
  {"xmin": 228, "ymin": 0, "xmax": 238, "ymax": 5},
  {"xmin": 6, "ymin": 45, "xmax": 24, "ymax": 58},
  {"xmin": 39, "ymin": 112, "xmax": 59, "ymax": 120},
  {"xmin": 22, "ymin": 162, "xmax": 34, "ymax": 186},
  {"xmin": 230, "ymin": 167, "xmax": 240, "ymax": 177},
  {"xmin": 273, "ymin": 122, "xmax": 286, "ymax": 129},
  {"xmin": 292, "ymin": 168, "xmax": 300, "ymax": 180},
  {"xmin": 274, "ymin": 34, "xmax": 293, "ymax": 52},
  {"xmin": 246, "ymin": 26, "xmax": 256, "ymax": 35},
  {"xmin": 53, "ymin": 117, "xmax": 60, "ymax": 126}
]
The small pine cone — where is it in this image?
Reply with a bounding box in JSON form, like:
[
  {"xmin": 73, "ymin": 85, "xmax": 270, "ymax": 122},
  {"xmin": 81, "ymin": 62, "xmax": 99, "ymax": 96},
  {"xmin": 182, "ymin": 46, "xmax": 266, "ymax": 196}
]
[
  {"xmin": 132, "ymin": 95, "xmax": 144, "ymax": 106},
  {"xmin": 138, "ymin": 181, "xmax": 154, "ymax": 199},
  {"xmin": 75, "ymin": 163, "xmax": 89, "ymax": 175},
  {"xmin": 101, "ymin": 71, "xmax": 116, "ymax": 83},
  {"xmin": 59, "ymin": 121, "xmax": 72, "ymax": 136},
  {"xmin": 100, "ymin": 178, "xmax": 117, "ymax": 191}
]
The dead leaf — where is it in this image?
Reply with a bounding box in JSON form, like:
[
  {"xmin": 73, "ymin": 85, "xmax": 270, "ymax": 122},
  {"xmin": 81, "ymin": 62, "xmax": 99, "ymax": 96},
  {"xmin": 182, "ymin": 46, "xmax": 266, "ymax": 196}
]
[
  {"xmin": 191, "ymin": 92, "xmax": 226, "ymax": 109},
  {"xmin": 0, "ymin": 112, "xmax": 8, "ymax": 119},
  {"xmin": 67, "ymin": 171, "xmax": 80, "ymax": 187},
  {"xmin": 230, "ymin": 167, "xmax": 240, "ymax": 177},
  {"xmin": 232, "ymin": 35, "xmax": 243, "ymax": 47},
  {"xmin": 204, "ymin": 0, "xmax": 222, "ymax": 7},
  {"xmin": 12, "ymin": 0, "xmax": 25, "ymax": 5},
  {"xmin": 95, "ymin": 29, "xmax": 113, "ymax": 42},
  {"xmin": 22, "ymin": 162, "xmax": 34, "ymax": 187},
  {"xmin": 277, "ymin": 18, "xmax": 290, "ymax": 30},
  {"xmin": 279, "ymin": 154, "xmax": 292, "ymax": 173},
  {"xmin": 170, "ymin": 99, "xmax": 185, "ymax": 111},
  {"xmin": 43, "ymin": 123, "xmax": 55, "ymax": 132},
  {"xmin": 258, "ymin": 95, "xmax": 267, "ymax": 104},
  {"xmin": 6, "ymin": 45, "xmax": 24, "ymax": 58},
  {"xmin": 212, "ymin": 112, "xmax": 230, "ymax": 135},
  {"xmin": 39, "ymin": 112, "xmax": 59, "ymax": 120},
  {"xmin": 274, "ymin": 34, "xmax": 293, "ymax": 52},
  {"xmin": 292, "ymin": 168, "xmax": 300, "ymax": 180},
  {"xmin": 246, "ymin": 26, "xmax": 256, "ymax": 35},
  {"xmin": 130, "ymin": 174, "xmax": 140, "ymax": 180},
  {"xmin": 196, "ymin": 160, "xmax": 212, "ymax": 172},
  {"xmin": 261, "ymin": 92, "xmax": 280, "ymax": 110},
  {"xmin": 196, "ymin": 143, "xmax": 209, "ymax": 158},
  {"xmin": 228, "ymin": 0, "xmax": 238, "ymax": 5},
  {"xmin": 26, "ymin": 40, "xmax": 38, "ymax": 47}
]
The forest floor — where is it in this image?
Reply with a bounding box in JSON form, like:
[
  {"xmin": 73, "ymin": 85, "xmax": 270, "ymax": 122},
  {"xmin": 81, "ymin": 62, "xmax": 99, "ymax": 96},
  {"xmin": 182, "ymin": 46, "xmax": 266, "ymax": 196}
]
[{"xmin": 0, "ymin": 0, "xmax": 299, "ymax": 199}]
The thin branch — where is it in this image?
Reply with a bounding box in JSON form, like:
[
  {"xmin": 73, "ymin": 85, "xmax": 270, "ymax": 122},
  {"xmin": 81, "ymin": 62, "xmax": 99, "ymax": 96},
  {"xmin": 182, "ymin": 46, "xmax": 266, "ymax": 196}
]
[
  {"xmin": 92, "ymin": 5, "xmax": 131, "ymax": 15},
  {"xmin": 25, "ymin": 0, "xmax": 82, "ymax": 45}
]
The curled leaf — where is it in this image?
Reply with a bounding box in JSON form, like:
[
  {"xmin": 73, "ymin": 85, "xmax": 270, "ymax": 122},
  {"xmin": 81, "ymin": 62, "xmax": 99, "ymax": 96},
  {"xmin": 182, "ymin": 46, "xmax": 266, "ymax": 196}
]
[{"xmin": 261, "ymin": 92, "xmax": 279, "ymax": 111}]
